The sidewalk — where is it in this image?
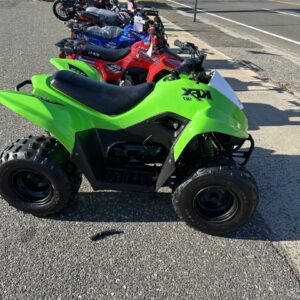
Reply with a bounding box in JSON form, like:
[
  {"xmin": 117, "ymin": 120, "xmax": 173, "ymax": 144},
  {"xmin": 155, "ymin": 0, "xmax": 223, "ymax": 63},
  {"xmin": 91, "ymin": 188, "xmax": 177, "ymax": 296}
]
[{"xmin": 162, "ymin": 16, "xmax": 300, "ymax": 275}]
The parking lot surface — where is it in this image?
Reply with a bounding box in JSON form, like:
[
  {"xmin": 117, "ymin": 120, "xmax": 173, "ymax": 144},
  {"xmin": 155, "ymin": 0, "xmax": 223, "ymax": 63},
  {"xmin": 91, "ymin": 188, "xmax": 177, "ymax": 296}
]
[{"xmin": 0, "ymin": 1, "xmax": 299, "ymax": 299}]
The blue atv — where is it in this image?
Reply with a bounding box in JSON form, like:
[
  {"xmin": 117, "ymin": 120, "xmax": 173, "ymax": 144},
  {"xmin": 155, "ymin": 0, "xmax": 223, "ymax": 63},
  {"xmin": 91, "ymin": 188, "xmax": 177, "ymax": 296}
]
[
  {"xmin": 69, "ymin": 22, "xmax": 151, "ymax": 48},
  {"xmin": 67, "ymin": 8, "xmax": 165, "ymax": 49}
]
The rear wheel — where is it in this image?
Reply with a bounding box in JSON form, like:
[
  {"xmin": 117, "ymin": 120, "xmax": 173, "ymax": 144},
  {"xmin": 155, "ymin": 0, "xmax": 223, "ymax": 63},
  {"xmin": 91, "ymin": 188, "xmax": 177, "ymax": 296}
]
[
  {"xmin": 0, "ymin": 136, "xmax": 82, "ymax": 216},
  {"xmin": 53, "ymin": 0, "xmax": 74, "ymax": 21},
  {"xmin": 172, "ymin": 162, "xmax": 258, "ymax": 235}
]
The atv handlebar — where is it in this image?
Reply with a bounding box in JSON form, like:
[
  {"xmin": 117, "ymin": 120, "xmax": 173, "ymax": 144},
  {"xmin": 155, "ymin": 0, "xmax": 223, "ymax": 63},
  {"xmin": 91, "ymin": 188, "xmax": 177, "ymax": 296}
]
[
  {"xmin": 55, "ymin": 38, "xmax": 87, "ymax": 54},
  {"xmin": 173, "ymin": 39, "xmax": 207, "ymax": 81},
  {"xmin": 171, "ymin": 59, "xmax": 198, "ymax": 79},
  {"xmin": 169, "ymin": 57, "xmax": 208, "ymax": 83},
  {"xmin": 67, "ymin": 21, "xmax": 89, "ymax": 33},
  {"xmin": 174, "ymin": 39, "xmax": 185, "ymax": 49},
  {"xmin": 174, "ymin": 39, "xmax": 203, "ymax": 59},
  {"xmin": 141, "ymin": 8, "xmax": 159, "ymax": 17}
]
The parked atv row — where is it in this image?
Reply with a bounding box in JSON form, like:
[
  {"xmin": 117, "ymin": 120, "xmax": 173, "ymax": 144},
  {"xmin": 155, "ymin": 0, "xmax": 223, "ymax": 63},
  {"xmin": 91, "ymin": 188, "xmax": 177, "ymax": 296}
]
[
  {"xmin": 53, "ymin": 0, "xmax": 121, "ymax": 22},
  {"xmin": 0, "ymin": 1, "xmax": 259, "ymax": 235}
]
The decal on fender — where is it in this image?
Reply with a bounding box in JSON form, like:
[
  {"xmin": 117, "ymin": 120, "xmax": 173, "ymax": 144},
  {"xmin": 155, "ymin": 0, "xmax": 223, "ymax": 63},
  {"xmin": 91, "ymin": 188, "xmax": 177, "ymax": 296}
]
[{"xmin": 182, "ymin": 88, "xmax": 212, "ymax": 101}]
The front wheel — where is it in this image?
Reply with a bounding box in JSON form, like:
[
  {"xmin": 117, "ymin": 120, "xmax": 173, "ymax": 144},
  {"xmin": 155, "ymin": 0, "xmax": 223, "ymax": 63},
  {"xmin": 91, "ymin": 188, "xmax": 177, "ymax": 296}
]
[
  {"xmin": 0, "ymin": 136, "xmax": 82, "ymax": 217},
  {"xmin": 172, "ymin": 163, "xmax": 258, "ymax": 235},
  {"xmin": 53, "ymin": 0, "xmax": 75, "ymax": 21}
]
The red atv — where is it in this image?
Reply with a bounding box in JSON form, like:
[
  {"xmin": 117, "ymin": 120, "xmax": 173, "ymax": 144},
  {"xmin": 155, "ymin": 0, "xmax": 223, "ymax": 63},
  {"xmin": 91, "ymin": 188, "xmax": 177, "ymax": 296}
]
[{"xmin": 56, "ymin": 37, "xmax": 201, "ymax": 85}]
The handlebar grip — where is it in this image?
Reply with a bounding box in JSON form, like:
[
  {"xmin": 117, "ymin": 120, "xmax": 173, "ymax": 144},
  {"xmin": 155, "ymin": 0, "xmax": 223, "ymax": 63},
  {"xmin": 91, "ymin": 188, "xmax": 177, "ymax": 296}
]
[
  {"xmin": 174, "ymin": 40, "xmax": 185, "ymax": 49},
  {"xmin": 144, "ymin": 9, "xmax": 159, "ymax": 16},
  {"xmin": 172, "ymin": 58, "xmax": 198, "ymax": 77}
]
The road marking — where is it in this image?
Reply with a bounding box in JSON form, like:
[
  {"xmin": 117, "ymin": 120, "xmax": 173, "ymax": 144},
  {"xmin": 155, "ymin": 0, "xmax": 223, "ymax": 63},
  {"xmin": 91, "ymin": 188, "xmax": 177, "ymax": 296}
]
[
  {"xmin": 267, "ymin": 0, "xmax": 300, "ymax": 7},
  {"xmin": 167, "ymin": 0, "xmax": 300, "ymax": 46},
  {"xmin": 262, "ymin": 7, "xmax": 300, "ymax": 18}
]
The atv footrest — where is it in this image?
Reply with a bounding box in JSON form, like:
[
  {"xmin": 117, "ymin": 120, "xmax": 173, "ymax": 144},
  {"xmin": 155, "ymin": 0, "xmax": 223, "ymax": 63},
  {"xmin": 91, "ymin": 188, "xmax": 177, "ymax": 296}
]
[{"xmin": 105, "ymin": 168, "xmax": 156, "ymax": 187}]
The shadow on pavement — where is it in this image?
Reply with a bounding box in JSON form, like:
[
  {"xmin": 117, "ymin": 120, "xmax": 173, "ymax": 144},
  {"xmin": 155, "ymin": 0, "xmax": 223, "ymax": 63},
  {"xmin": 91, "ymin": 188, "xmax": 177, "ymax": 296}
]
[
  {"xmin": 205, "ymin": 59, "xmax": 241, "ymax": 70},
  {"xmin": 247, "ymin": 50, "xmax": 282, "ymax": 57},
  {"xmin": 51, "ymin": 148, "xmax": 299, "ymax": 243},
  {"xmin": 55, "ymin": 191, "xmax": 178, "ymax": 222},
  {"xmin": 139, "ymin": 1, "xmax": 169, "ymax": 9},
  {"xmin": 245, "ymin": 102, "xmax": 300, "ymax": 130},
  {"xmin": 167, "ymin": 54, "xmax": 283, "ymax": 92},
  {"xmin": 246, "ymin": 147, "xmax": 300, "ymax": 243},
  {"xmin": 226, "ymin": 76, "xmax": 284, "ymax": 92}
]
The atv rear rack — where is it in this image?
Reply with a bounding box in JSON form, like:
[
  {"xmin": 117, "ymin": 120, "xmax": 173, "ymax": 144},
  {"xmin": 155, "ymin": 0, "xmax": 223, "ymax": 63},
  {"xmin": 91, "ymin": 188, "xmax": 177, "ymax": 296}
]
[{"xmin": 15, "ymin": 80, "xmax": 32, "ymax": 92}]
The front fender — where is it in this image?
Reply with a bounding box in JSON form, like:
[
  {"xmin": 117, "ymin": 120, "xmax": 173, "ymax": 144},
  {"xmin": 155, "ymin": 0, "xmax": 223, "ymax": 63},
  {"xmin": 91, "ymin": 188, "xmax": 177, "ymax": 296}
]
[
  {"xmin": 156, "ymin": 107, "xmax": 249, "ymax": 189},
  {"xmin": 0, "ymin": 90, "xmax": 77, "ymax": 153},
  {"xmin": 174, "ymin": 107, "xmax": 249, "ymax": 161}
]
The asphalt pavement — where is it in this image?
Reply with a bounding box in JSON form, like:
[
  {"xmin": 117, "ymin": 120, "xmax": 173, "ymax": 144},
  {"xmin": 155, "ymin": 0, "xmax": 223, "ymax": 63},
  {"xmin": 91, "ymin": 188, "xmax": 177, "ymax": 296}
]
[
  {"xmin": 167, "ymin": 0, "xmax": 300, "ymax": 56},
  {"xmin": 165, "ymin": 0, "xmax": 300, "ymax": 94},
  {"xmin": 0, "ymin": 0, "xmax": 299, "ymax": 299}
]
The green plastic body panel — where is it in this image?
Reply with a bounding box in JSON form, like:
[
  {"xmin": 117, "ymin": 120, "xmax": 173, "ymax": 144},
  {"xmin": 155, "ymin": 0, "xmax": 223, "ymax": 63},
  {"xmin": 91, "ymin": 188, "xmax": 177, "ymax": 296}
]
[
  {"xmin": 0, "ymin": 73, "xmax": 248, "ymax": 162},
  {"xmin": 50, "ymin": 58, "xmax": 103, "ymax": 81}
]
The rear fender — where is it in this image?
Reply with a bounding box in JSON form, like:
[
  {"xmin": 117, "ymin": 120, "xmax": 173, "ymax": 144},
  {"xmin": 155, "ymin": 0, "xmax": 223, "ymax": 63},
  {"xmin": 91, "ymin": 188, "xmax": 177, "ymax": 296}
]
[
  {"xmin": 50, "ymin": 58, "xmax": 103, "ymax": 81},
  {"xmin": 0, "ymin": 89, "xmax": 82, "ymax": 153},
  {"xmin": 147, "ymin": 62, "xmax": 172, "ymax": 82},
  {"xmin": 147, "ymin": 55, "xmax": 181, "ymax": 82}
]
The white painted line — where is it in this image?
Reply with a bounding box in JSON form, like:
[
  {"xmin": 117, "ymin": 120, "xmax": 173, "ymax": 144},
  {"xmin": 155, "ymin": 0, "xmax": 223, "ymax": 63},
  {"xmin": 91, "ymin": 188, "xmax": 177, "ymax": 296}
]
[
  {"xmin": 268, "ymin": 0, "xmax": 300, "ymax": 7},
  {"xmin": 262, "ymin": 7, "xmax": 300, "ymax": 18},
  {"xmin": 167, "ymin": 0, "xmax": 300, "ymax": 46}
]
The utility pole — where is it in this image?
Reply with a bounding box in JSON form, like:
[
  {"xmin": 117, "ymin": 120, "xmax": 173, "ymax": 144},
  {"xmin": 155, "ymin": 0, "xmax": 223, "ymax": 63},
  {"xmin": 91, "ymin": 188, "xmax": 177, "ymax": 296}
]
[{"xmin": 194, "ymin": 0, "xmax": 198, "ymax": 22}]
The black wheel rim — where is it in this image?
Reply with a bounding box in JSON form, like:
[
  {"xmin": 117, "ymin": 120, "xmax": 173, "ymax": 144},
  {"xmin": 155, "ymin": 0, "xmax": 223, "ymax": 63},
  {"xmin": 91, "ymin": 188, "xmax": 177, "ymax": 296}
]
[
  {"xmin": 11, "ymin": 169, "xmax": 53, "ymax": 205},
  {"xmin": 193, "ymin": 186, "xmax": 239, "ymax": 223}
]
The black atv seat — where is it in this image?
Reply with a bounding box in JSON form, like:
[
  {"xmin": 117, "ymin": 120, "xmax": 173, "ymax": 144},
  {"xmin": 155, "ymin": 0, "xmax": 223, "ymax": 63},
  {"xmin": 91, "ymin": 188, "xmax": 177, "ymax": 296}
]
[
  {"xmin": 86, "ymin": 7, "xmax": 117, "ymax": 18},
  {"xmin": 83, "ymin": 8, "xmax": 121, "ymax": 26},
  {"xmin": 82, "ymin": 11, "xmax": 99, "ymax": 21},
  {"xmin": 81, "ymin": 44, "xmax": 130, "ymax": 61},
  {"xmin": 86, "ymin": 25, "xmax": 123, "ymax": 39},
  {"xmin": 51, "ymin": 71, "xmax": 155, "ymax": 116}
]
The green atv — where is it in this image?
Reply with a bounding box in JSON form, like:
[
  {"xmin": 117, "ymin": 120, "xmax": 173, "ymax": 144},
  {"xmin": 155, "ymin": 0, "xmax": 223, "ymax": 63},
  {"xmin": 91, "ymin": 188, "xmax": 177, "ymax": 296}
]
[{"xmin": 0, "ymin": 53, "xmax": 258, "ymax": 235}]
